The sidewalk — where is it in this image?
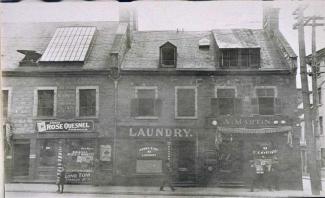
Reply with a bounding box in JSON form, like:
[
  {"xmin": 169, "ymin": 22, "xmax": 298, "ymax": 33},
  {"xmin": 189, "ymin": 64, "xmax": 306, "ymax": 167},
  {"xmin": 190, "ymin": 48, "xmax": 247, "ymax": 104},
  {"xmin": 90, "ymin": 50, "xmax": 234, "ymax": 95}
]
[{"xmin": 5, "ymin": 183, "xmax": 324, "ymax": 197}]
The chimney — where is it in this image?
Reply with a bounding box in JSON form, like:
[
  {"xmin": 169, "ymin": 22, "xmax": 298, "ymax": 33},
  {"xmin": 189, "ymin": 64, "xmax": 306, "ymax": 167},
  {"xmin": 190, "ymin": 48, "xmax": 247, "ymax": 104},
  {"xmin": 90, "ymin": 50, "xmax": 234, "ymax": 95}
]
[
  {"xmin": 263, "ymin": 6, "xmax": 280, "ymax": 37},
  {"xmin": 119, "ymin": 5, "xmax": 138, "ymax": 31}
]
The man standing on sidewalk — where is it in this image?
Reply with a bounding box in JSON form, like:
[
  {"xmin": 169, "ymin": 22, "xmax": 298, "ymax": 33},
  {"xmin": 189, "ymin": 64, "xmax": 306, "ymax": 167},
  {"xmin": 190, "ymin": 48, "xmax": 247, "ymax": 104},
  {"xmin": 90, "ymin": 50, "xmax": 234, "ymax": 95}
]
[{"xmin": 160, "ymin": 160, "xmax": 176, "ymax": 192}]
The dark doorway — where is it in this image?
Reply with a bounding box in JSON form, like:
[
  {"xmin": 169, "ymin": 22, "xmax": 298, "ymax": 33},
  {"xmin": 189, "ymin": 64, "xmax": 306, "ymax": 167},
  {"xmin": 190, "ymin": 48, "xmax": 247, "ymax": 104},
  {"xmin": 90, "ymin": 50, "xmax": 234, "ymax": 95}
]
[
  {"xmin": 13, "ymin": 143, "xmax": 30, "ymax": 176},
  {"xmin": 173, "ymin": 141, "xmax": 196, "ymax": 185}
]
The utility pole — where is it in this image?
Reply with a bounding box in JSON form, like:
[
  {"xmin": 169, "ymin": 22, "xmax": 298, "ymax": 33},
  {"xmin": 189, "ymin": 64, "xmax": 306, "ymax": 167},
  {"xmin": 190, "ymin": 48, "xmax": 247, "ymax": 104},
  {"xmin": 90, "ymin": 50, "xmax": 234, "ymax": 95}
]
[
  {"xmin": 309, "ymin": 15, "xmax": 324, "ymax": 192},
  {"xmin": 293, "ymin": 6, "xmax": 321, "ymax": 195}
]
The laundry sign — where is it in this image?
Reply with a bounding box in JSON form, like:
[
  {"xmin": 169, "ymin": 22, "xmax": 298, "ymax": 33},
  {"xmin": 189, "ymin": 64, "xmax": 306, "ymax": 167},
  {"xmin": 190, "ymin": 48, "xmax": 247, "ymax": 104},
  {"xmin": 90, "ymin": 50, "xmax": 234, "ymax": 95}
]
[{"xmin": 36, "ymin": 120, "xmax": 94, "ymax": 132}]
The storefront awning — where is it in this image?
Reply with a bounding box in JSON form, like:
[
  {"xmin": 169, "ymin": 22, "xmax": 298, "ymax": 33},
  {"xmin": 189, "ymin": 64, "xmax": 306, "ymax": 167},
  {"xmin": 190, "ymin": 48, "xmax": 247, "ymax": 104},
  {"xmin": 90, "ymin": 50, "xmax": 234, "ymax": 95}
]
[{"xmin": 217, "ymin": 126, "xmax": 292, "ymax": 134}]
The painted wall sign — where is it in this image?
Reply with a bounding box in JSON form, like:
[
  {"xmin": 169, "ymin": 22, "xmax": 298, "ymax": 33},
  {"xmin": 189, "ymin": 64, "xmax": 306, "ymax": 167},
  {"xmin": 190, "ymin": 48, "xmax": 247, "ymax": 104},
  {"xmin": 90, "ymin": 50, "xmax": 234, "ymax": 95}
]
[
  {"xmin": 65, "ymin": 171, "xmax": 93, "ymax": 184},
  {"xmin": 117, "ymin": 126, "xmax": 194, "ymax": 138},
  {"xmin": 138, "ymin": 146, "xmax": 160, "ymax": 158},
  {"xmin": 100, "ymin": 145, "xmax": 112, "ymax": 162},
  {"xmin": 208, "ymin": 116, "xmax": 291, "ymax": 128},
  {"xmin": 36, "ymin": 120, "xmax": 94, "ymax": 132}
]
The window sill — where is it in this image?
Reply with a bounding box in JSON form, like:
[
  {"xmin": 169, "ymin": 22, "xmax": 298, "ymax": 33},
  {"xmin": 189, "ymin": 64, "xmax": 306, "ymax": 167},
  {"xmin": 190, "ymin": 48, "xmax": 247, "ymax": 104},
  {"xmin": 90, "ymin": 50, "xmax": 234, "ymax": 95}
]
[
  {"xmin": 33, "ymin": 116, "xmax": 57, "ymax": 120},
  {"xmin": 175, "ymin": 116, "xmax": 198, "ymax": 120},
  {"xmin": 76, "ymin": 116, "xmax": 99, "ymax": 122},
  {"xmin": 135, "ymin": 116, "xmax": 159, "ymax": 120}
]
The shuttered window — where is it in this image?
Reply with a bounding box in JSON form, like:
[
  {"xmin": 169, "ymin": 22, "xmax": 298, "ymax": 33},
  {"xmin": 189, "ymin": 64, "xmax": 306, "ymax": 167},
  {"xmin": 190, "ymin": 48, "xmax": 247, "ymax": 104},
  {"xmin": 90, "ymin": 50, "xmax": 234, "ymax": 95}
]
[
  {"xmin": 79, "ymin": 89, "xmax": 97, "ymax": 117},
  {"xmin": 175, "ymin": 87, "xmax": 197, "ymax": 118},
  {"xmin": 131, "ymin": 87, "xmax": 161, "ymax": 118},
  {"xmin": 38, "ymin": 90, "xmax": 54, "ymax": 117}
]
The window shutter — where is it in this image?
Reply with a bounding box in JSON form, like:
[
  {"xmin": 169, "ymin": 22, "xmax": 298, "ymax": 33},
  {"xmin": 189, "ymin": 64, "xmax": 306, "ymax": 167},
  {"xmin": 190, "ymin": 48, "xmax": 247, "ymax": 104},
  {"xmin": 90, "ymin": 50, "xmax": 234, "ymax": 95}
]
[
  {"xmin": 210, "ymin": 98, "xmax": 220, "ymax": 116},
  {"xmin": 130, "ymin": 99, "xmax": 139, "ymax": 117},
  {"xmin": 251, "ymin": 98, "xmax": 259, "ymax": 115},
  {"xmin": 275, "ymin": 98, "xmax": 282, "ymax": 115},
  {"xmin": 154, "ymin": 99, "xmax": 162, "ymax": 117},
  {"xmin": 234, "ymin": 98, "xmax": 243, "ymax": 115}
]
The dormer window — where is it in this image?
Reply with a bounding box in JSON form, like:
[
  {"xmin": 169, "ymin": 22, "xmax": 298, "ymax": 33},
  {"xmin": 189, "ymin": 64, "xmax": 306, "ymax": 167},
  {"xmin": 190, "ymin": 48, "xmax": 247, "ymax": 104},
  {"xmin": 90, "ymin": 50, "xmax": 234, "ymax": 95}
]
[
  {"xmin": 160, "ymin": 42, "xmax": 177, "ymax": 67},
  {"xmin": 221, "ymin": 48, "xmax": 260, "ymax": 68},
  {"xmin": 199, "ymin": 38, "xmax": 210, "ymax": 50}
]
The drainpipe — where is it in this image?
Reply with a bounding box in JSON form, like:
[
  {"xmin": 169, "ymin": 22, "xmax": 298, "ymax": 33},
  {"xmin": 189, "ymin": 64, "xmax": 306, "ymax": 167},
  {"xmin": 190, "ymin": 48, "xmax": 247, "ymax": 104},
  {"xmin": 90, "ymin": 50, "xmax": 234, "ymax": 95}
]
[{"xmin": 109, "ymin": 53, "xmax": 121, "ymax": 182}]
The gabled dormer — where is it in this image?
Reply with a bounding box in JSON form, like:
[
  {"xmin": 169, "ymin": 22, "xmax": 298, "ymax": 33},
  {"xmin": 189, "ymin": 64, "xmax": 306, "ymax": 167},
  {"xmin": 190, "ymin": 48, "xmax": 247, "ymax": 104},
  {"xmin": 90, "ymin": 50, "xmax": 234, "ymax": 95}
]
[{"xmin": 160, "ymin": 41, "xmax": 177, "ymax": 68}]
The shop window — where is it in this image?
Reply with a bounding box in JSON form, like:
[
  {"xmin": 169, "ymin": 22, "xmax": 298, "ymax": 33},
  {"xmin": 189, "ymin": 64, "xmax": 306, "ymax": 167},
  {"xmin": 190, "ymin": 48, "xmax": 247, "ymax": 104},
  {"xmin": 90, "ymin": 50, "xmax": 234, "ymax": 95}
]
[
  {"xmin": 131, "ymin": 87, "xmax": 161, "ymax": 118},
  {"xmin": 320, "ymin": 116, "xmax": 323, "ymax": 135},
  {"xmin": 175, "ymin": 86, "xmax": 197, "ymax": 119},
  {"xmin": 76, "ymin": 86, "xmax": 98, "ymax": 117},
  {"xmin": 160, "ymin": 42, "xmax": 177, "ymax": 67},
  {"xmin": 211, "ymin": 88, "xmax": 242, "ymax": 116},
  {"xmin": 254, "ymin": 87, "xmax": 279, "ymax": 115},
  {"xmin": 34, "ymin": 87, "xmax": 57, "ymax": 117},
  {"xmin": 2, "ymin": 90, "xmax": 9, "ymax": 118},
  {"xmin": 39, "ymin": 140, "xmax": 58, "ymax": 167}
]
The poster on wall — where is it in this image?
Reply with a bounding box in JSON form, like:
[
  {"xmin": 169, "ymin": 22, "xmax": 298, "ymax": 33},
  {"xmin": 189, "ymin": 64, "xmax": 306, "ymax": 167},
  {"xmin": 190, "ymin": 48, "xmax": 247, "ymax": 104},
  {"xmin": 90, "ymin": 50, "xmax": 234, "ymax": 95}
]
[
  {"xmin": 65, "ymin": 141, "xmax": 95, "ymax": 184},
  {"xmin": 100, "ymin": 145, "xmax": 111, "ymax": 162}
]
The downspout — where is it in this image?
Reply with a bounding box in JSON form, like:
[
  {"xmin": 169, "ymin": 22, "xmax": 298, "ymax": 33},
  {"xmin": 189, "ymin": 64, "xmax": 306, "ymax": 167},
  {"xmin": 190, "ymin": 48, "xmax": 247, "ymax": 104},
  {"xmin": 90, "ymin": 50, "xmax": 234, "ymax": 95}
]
[{"xmin": 109, "ymin": 54, "xmax": 121, "ymax": 182}]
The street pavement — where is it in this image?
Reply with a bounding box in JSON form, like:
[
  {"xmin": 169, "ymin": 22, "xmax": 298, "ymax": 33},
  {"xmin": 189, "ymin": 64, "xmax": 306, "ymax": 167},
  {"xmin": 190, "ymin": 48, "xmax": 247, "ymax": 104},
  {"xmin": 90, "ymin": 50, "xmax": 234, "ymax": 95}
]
[
  {"xmin": 4, "ymin": 177, "xmax": 325, "ymax": 198},
  {"xmin": 5, "ymin": 192, "xmax": 237, "ymax": 198}
]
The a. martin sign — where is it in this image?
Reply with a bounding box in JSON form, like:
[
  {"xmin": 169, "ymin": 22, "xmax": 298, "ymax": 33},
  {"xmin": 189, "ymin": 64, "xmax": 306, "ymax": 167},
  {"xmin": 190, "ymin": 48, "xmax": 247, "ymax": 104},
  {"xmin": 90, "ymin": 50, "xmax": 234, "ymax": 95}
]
[{"xmin": 36, "ymin": 121, "xmax": 94, "ymax": 132}]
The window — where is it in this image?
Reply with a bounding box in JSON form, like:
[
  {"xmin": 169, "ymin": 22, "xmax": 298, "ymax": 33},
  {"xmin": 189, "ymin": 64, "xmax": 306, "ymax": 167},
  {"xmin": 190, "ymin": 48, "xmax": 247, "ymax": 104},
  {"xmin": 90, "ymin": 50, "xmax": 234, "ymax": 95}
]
[
  {"xmin": 131, "ymin": 87, "xmax": 161, "ymax": 118},
  {"xmin": 321, "ymin": 148, "xmax": 325, "ymax": 168},
  {"xmin": 256, "ymin": 88, "xmax": 276, "ymax": 115},
  {"xmin": 175, "ymin": 86, "xmax": 197, "ymax": 119},
  {"xmin": 2, "ymin": 90, "xmax": 9, "ymax": 118},
  {"xmin": 76, "ymin": 86, "xmax": 99, "ymax": 117},
  {"xmin": 320, "ymin": 116, "xmax": 323, "ymax": 135},
  {"xmin": 136, "ymin": 142, "xmax": 163, "ymax": 174},
  {"xmin": 160, "ymin": 42, "xmax": 177, "ymax": 67},
  {"xmin": 217, "ymin": 88, "xmax": 235, "ymax": 115},
  {"xmin": 222, "ymin": 49, "xmax": 238, "ymax": 67},
  {"xmin": 34, "ymin": 87, "xmax": 57, "ymax": 117},
  {"xmin": 318, "ymin": 88, "xmax": 322, "ymax": 105},
  {"xmin": 211, "ymin": 87, "xmax": 242, "ymax": 116},
  {"xmin": 221, "ymin": 48, "xmax": 260, "ymax": 68}
]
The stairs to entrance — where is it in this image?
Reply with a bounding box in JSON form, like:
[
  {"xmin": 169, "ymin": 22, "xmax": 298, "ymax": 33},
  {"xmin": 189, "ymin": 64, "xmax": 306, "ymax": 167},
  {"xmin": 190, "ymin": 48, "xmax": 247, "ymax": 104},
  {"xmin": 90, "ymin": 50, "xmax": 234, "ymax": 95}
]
[{"xmin": 214, "ymin": 181, "xmax": 246, "ymax": 188}]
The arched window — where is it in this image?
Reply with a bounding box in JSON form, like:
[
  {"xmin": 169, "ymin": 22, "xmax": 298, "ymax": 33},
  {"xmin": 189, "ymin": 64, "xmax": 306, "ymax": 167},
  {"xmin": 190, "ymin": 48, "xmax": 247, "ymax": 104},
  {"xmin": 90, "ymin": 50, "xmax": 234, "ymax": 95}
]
[{"xmin": 160, "ymin": 42, "xmax": 177, "ymax": 67}]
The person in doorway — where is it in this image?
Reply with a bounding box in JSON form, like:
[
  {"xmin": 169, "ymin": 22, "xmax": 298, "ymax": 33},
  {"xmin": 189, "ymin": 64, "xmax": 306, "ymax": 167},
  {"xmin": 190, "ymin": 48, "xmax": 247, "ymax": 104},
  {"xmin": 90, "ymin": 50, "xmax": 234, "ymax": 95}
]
[
  {"xmin": 160, "ymin": 160, "xmax": 176, "ymax": 192},
  {"xmin": 57, "ymin": 167, "xmax": 66, "ymax": 193},
  {"xmin": 250, "ymin": 159, "xmax": 266, "ymax": 192}
]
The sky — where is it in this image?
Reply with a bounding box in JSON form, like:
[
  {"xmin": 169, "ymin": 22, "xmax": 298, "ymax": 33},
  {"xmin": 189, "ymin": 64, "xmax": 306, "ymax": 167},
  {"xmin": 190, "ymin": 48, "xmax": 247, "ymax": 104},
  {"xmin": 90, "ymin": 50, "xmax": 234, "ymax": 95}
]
[{"xmin": 1, "ymin": 0, "xmax": 325, "ymax": 88}]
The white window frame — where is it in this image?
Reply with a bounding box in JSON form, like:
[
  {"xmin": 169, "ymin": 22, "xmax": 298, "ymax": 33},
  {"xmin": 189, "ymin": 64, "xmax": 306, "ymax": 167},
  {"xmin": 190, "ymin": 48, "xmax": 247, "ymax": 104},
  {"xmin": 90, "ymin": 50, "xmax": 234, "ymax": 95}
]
[
  {"xmin": 215, "ymin": 86, "xmax": 238, "ymax": 98},
  {"xmin": 134, "ymin": 86, "xmax": 158, "ymax": 119},
  {"xmin": 2, "ymin": 87, "xmax": 12, "ymax": 118},
  {"xmin": 175, "ymin": 86, "xmax": 198, "ymax": 119},
  {"xmin": 76, "ymin": 86, "xmax": 99, "ymax": 118},
  {"xmin": 33, "ymin": 87, "xmax": 57, "ymax": 117}
]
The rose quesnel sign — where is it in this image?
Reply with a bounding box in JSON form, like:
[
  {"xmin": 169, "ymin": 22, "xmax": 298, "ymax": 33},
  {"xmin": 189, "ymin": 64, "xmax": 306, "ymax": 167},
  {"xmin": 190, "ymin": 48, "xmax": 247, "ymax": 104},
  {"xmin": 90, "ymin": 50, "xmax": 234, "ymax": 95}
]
[{"xmin": 36, "ymin": 121, "xmax": 94, "ymax": 132}]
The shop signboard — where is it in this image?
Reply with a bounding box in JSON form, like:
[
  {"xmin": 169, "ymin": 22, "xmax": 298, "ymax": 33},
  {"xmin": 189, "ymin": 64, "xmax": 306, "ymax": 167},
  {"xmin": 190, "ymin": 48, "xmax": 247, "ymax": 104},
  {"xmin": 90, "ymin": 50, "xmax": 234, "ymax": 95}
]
[
  {"xmin": 117, "ymin": 126, "xmax": 195, "ymax": 139},
  {"xmin": 36, "ymin": 120, "xmax": 94, "ymax": 132},
  {"xmin": 207, "ymin": 116, "xmax": 292, "ymax": 128},
  {"xmin": 65, "ymin": 170, "xmax": 93, "ymax": 184}
]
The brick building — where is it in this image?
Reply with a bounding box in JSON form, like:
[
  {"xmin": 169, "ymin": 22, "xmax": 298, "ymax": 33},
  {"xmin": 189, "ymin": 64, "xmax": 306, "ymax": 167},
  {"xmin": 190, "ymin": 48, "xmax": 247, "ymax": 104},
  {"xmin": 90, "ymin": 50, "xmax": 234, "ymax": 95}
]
[{"xmin": 2, "ymin": 7, "xmax": 302, "ymax": 189}]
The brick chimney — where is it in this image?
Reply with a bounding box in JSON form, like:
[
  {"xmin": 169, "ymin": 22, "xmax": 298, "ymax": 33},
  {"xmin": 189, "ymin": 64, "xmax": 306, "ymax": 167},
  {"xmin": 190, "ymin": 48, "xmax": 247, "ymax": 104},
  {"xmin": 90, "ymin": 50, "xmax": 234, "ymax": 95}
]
[
  {"xmin": 263, "ymin": 6, "xmax": 280, "ymax": 37},
  {"xmin": 119, "ymin": 5, "xmax": 138, "ymax": 31}
]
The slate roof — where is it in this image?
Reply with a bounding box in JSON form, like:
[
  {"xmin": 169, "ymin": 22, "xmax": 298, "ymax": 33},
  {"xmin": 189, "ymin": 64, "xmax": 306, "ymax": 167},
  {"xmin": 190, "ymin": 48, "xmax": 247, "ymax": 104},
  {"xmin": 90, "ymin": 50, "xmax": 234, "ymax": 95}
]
[
  {"xmin": 122, "ymin": 29, "xmax": 294, "ymax": 71},
  {"xmin": 1, "ymin": 21, "xmax": 119, "ymax": 72},
  {"xmin": 122, "ymin": 31, "xmax": 216, "ymax": 71}
]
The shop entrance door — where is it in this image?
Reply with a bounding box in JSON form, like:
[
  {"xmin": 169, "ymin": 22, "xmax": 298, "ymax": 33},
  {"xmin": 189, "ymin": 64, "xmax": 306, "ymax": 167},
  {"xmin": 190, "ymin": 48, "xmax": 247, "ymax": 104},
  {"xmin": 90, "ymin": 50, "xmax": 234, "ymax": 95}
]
[
  {"xmin": 216, "ymin": 140, "xmax": 244, "ymax": 183},
  {"xmin": 13, "ymin": 143, "xmax": 30, "ymax": 176},
  {"xmin": 173, "ymin": 141, "xmax": 196, "ymax": 186}
]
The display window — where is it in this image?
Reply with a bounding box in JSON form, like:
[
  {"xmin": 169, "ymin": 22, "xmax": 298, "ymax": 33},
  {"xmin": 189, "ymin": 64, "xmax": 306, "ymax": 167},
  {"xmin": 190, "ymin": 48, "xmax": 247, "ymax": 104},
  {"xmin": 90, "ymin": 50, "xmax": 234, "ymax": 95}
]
[{"xmin": 39, "ymin": 139, "xmax": 58, "ymax": 167}]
